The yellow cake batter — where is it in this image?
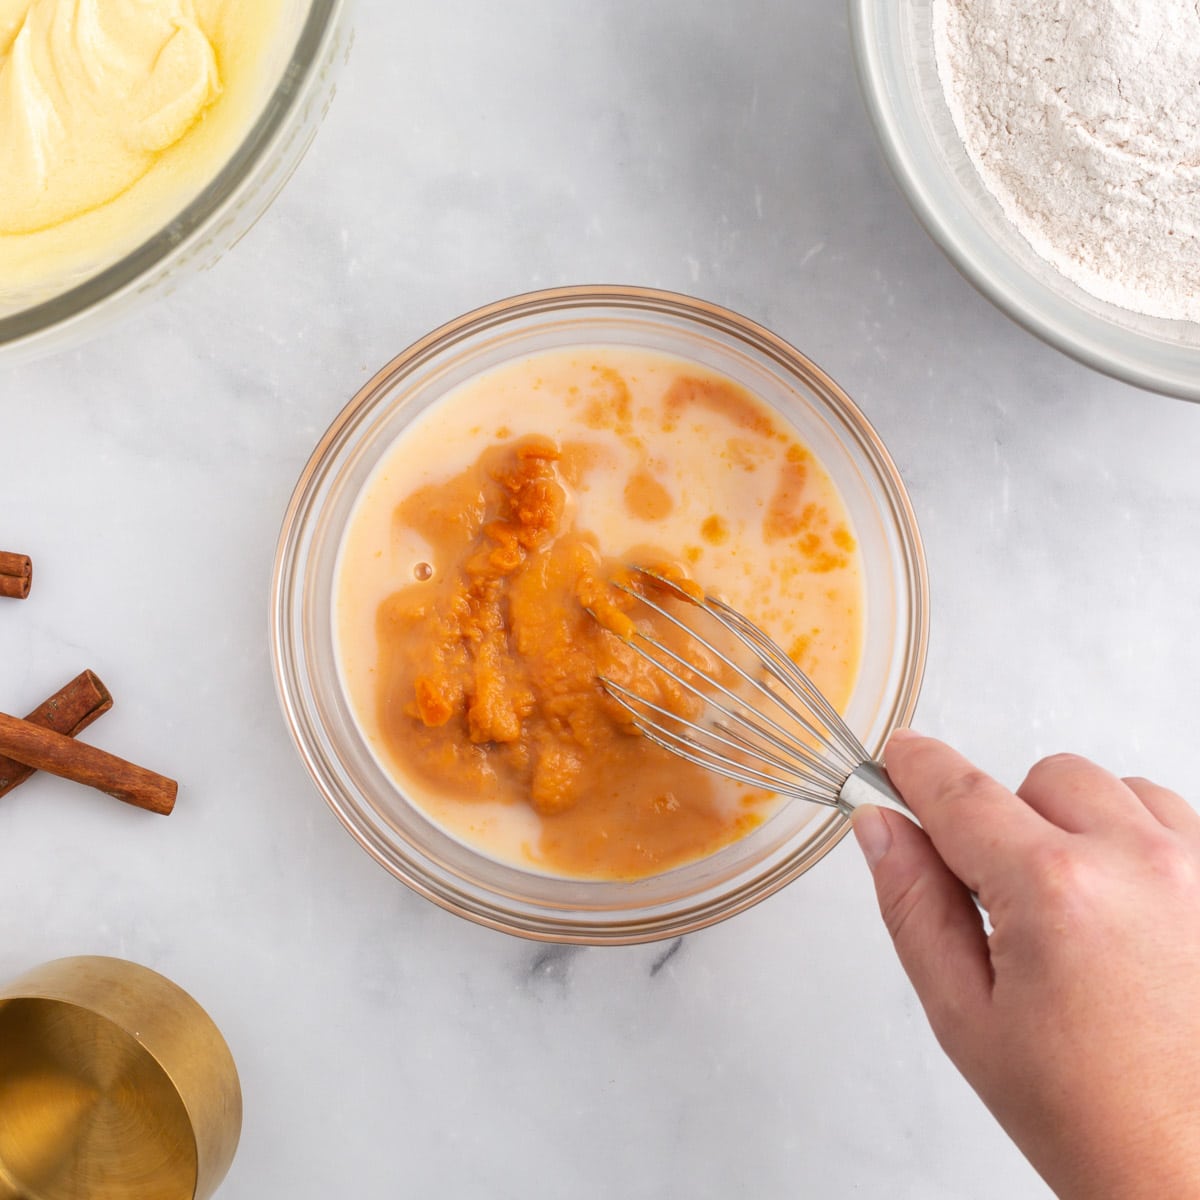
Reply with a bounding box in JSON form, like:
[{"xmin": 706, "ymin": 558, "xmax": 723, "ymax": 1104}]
[{"xmin": 0, "ymin": 0, "xmax": 285, "ymax": 303}]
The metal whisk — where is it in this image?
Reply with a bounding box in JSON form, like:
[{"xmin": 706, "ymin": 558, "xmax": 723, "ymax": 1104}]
[{"xmin": 598, "ymin": 567, "xmax": 914, "ymax": 821}]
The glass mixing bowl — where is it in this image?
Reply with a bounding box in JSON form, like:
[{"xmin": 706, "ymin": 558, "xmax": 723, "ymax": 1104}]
[
  {"xmin": 270, "ymin": 286, "xmax": 929, "ymax": 944},
  {"xmin": 0, "ymin": 0, "xmax": 351, "ymax": 362},
  {"xmin": 850, "ymin": 0, "xmax": 1200, "ymax": 402}
]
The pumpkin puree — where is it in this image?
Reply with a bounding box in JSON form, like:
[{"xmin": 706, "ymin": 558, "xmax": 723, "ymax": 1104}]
[{"xmin": 375, "ymin": 437, "xmax": 759, "ymax": 879}]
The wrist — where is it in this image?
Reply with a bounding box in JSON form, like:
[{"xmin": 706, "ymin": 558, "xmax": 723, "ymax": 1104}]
[{"xmin": 1031, "ymin": 1109, "xmax": 1200, "ymax": 1200}]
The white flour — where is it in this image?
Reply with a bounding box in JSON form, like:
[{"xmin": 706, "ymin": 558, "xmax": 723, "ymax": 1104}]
[{"xmin": 932, "ymin": 0, "xmax": 1200, "ymax": 323}]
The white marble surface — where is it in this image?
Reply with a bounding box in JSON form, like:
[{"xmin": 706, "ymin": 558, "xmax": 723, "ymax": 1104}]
[{"xmin": 2, "ymin": 2, "xmax": 1199, "ymax": 1197}]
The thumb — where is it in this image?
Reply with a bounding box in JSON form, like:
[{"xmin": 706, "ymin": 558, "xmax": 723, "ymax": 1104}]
[{"xmin": 853, "ymin": 805, "xmax": 993, "ymax": 1047}]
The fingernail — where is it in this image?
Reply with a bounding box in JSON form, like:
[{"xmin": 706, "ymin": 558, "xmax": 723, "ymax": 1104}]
[
  {"xmin": 852, "ymin": 805, "xmax": 893, "ymax": 870},
  {"xmin": 888, "ymin": 727, "xmax": 921, "ymax": 743}
]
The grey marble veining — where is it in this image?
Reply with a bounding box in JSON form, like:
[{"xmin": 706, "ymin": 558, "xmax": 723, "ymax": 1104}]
[{"xmin": 2, "ymin": 1, "xmax": 1198, "ymax": 1197}]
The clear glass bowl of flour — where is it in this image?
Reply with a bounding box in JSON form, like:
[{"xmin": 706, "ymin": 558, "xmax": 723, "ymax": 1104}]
[
  {"xmin": 0, "ymin": 0, "xmax": 351, "ymax": 363},
  {"xmin": 850, "ymin": 0, "xmax": 1200, "ymax": 403}
]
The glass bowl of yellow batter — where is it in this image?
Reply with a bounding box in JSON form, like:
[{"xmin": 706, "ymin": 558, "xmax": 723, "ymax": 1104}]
[
  {"xmin": 0, "ymin": 0, "xmax": 351, "ymax": 359},
  {"xmin": 271, "ymin": 286, "xmax": 929, "ymax": 944},
  {"xmin": 851, "ymin": 0, "xmax": 1200, "ymax": 402}
]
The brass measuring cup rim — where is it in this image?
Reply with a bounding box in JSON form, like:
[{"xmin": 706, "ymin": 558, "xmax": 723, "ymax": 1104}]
[{"xmin": 0, "ymin": 955, "xmax": 242, "ymax": 1200}]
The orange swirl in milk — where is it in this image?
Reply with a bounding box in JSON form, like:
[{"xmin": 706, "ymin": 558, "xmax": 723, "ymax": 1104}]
[{"xmin": 335, "ymin": 348, "xmax": 864, "ymax": 880}]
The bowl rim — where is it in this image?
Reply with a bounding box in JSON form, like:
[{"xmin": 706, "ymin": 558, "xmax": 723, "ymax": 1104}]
[
  {"xmin": 270, "ymin": 284, "xmax": 930, "ymax": 943},
  {"xmin": 0, "ymin": 0, "xmax": 347, "ymax": 351},
  {"xmin": 848, "ymin": 0, "xmax": 1200, "ymax": 403}
]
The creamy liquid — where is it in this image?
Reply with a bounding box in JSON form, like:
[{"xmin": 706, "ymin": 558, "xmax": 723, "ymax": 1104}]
[
  {"xmin": 335, "ymin": 347, "xmax": 864, "ymax": 875},
  {"xmin": 0, "ymin": 0, "xmax": 286, "ymax": 304}
]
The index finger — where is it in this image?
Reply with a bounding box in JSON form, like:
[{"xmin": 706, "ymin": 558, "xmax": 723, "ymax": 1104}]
[{"xmin": 883, "ymin": 730, "xmax": 1055, "ymax": 893}]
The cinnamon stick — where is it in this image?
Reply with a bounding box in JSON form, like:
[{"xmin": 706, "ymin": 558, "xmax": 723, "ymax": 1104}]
[
  {"xmin": 0, "ymin": 712, "xmax": 176, "ymax": 815},
  {"xmin": 0, "ymin": 552, "xmax": 31, "ymax": 600},
  {"xmin": 0, "ymin": 670, "xmax": 114, "ymax": 798}
]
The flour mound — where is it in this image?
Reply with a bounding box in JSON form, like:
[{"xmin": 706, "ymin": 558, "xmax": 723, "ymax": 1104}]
[{"xmin": 933, "ymin": 0, "xmax": 1200, "ymax": 323}]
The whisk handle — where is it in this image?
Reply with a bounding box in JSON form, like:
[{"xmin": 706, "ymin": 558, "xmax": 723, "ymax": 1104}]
[
  {"xmin": 838, "ymin": 761, "xmax": 919, "ymax": 825},
  {"xmin": 839, "ymin": 764, "xmax": 990, "ymax": 909}
]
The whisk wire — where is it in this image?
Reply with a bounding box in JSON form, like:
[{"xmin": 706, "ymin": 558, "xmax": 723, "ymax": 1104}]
[
  {"xmin": 611, "ymin": 581, "xmax": 849, "ymax": 786},
  {"xmin": 703, "ymin": 593, "xmax": 869, "ymax": 769},
  {"xmin": 619, "ymin": 633, "xmax": 844, "ymax": 792},
  {"xmin": 640, "ymin": 730, "xmax": 842, "ymax": 808},
  {"xmin": 616, "ymin": 617, "xmax": 847, "ymax": 791},
  {"xmin": 603, "ymin": 680, "xmax": 843, "ymax": 808},
  {"xmin": 709, "ymin": 717, "xmax": 842, "ymax": 788},
  {"xmin": 594, "ymin": 567, "xmax": 915, "ymax": 823},
  {"xmin": 602, "ymin": 676, "xmax": 843, "ymax": 795}
]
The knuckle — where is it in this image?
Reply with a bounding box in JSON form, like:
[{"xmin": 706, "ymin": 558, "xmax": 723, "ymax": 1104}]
[
  {"xmin": 1023, "ymin": 833, "xmax": 1200, "ymax": 923},
  {"xmin": 1024, "ymin": 752, "xmax": 1087, "ymax": 787},
  {"xmin": 1142, "ymin": 832, "xmax": 1199, "ymax": 894},
  {"xmin": 1028, "ymin": 843, "xmax": 1095, "ymax": 912},
  {"xmin": 939, "ymin": 767, "xmax": 996, "ymax": 808},
  {"xmin": 1041, "ymin": 751, "xmax": 1088, "ymax": 769}
]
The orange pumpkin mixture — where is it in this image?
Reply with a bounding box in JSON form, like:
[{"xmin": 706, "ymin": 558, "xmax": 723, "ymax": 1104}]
[
  {"xmin": 336, "ymin": 347, "xmax": 864, "ymax": 880},
  {"xmin": 374, "ymin": 436, "xmax": 758, "ymax": 878}
]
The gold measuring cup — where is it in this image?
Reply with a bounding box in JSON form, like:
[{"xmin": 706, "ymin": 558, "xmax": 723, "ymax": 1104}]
[{"xmin": 0, "ymin": 957, "xmax": 241, "ymax": 1200}]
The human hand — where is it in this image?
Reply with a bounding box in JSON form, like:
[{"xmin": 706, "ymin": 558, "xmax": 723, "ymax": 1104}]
[{"xmin": 853, "ymin": 731, "xmax": 1200, "ymax": 1200}]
